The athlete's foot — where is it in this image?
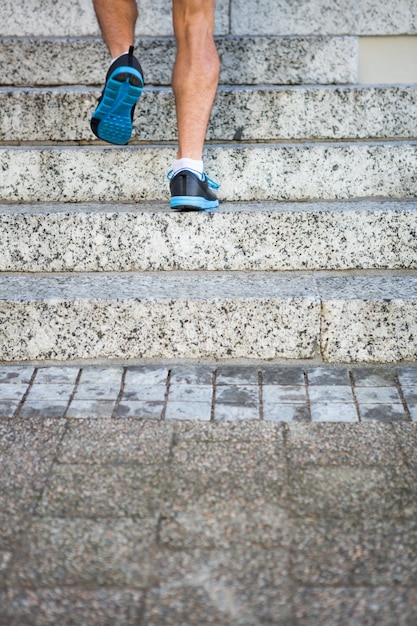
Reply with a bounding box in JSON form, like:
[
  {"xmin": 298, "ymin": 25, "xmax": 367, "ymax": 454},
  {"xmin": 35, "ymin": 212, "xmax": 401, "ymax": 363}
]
[
  {"xmin": 168, "ymin": 169, "xmax": 220, "ymax": 211},
  {"xmin": 90, "ymin": 46, "xmax": 144, "ymax": 145}
]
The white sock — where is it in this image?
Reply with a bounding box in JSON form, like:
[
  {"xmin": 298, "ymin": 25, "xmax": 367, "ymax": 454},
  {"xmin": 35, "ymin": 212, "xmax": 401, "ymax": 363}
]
[{"xmin": 172, "ymin": 158, "xmax": 204, "ymax": 180}]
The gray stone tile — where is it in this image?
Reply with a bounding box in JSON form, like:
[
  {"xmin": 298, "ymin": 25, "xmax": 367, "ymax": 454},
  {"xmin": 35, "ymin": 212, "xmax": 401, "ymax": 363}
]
[
  {"xmin": 66, "ymin": 400, "xmax": 116, "ymax": 419},
  {"xmin": 58, "ymin": 420, "xmax": 173, "ymax": 465},
  {"xmin": 355, "ymin": 386, "xmax": 402, "ymax": 404},
  {"xmin": 165, "ymin": 402, "xmax": 211, "ymax": 421},
  {"xmin": 214, "ymin": 404, "xmax": 260, "ymax": 421},
  {"xmin": 289, "ymin": 466, "xmax": 412, "ymax": 519},
  {"xmin": 0, "ymin": 399, "xmax": 20, "ymax": 418},
  {"xmin": 263, "ymin": 385, "xmax": 306, "ymax": 404},
  {"xmin": 216, "ymin": 366, "xmax": 259, "ymax": 385},
  {"xmin": 309, "ymin": 386, "xmax": 354, "ymax": 403},
  {"xmin": 0, "ymin": 588, "xmax": 145, "ymax": 626},
  {"xmin": 0, "ymin": 384, "xmax": 29, "ymax": 400},
  {"xmin": 25, "ymin": 384, "xmax": 74, "ymax": 401},
  {"xmin": 286, "ymin": 423, "xmax": 404, "ymax": 466},
  {"xmin": 115, "ymin": 401, "xmax": 164, "ymax": 420},
  {"xmin": 8, "ymin": 517, "xmax": 155, "ymax": 588},
  {"xmin": 293, "ymin": 587, "xmax": 417, "ymax": 626},
  {"xmin": 261, "ymin": 366, "xmax": 305, "ymax": 385},
  {"xmin": 310, "ymin": 403, "xmax": 358, "ymax": 423},
  {"xmin": 124, "ymin": 366, "xmax": 168, "ymax": 387},
  {"xmin": 408, "ymin": 405, "xmax": 417, "ymax": 422},
  {"xmin": 78, "ymin": 365, "xmax": 123, "ymax": 385},
  {"xmin": 169, "ymin": 365, "xmax": 214, "ymax": 385},
  {"xmin": 351, "ymin": 366, "xmax": 397, "ymax": 386},
  {"xmin": 18, "ymin": 400, "xmax": 69, "ymax": 419},
  {"xmin": 121, "ymin": 385, "xmax": 167, "ymax": 402},
  {"xmin": 215, "ymin": 385, "xmax": 259, "ymax": 405},
  {"xmin": 263, "ymin": 404, "xmax": 310, "ymax": 422},
  {"xmin": 397, "ymin": 366, "xmax": 417, "ymax": 387},
  {"xmin": 72, "ymin": 382, "xmax": 121, "ymax": 400},
  {"xmin": 401, "ymin": 386, "xmax": 417, "ymax": 405},
  {"xmin": 307, "ymin": 367, "xmax": 351, "ymax": 386},
  {"xmin": 360, "ymin": 404, "xmax": 407, "ymax": 422},
  {"xmin": 0, "ymin": 365, "xmax": 34, "ymax": 384},
  {"xmin": 168, "ymin": 385, "xmax": 212, "ymax": 403},
  {"xmin": 34, "ymin": 366, "xmax": 79, "ymax": 384}
]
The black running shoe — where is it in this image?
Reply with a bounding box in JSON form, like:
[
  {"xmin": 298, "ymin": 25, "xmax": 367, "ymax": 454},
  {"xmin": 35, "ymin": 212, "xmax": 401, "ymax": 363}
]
[
  {"xmin": 168, "ymin": 169, "xmax": 220, "ymax": 211},
  {"xmin": 90, "ymin": 46, "xmax": 144, "ymax": 145}
]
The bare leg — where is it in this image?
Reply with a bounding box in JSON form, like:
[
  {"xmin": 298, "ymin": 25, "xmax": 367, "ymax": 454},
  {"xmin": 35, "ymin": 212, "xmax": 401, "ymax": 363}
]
[
  {"xmin": 172, "ymin": 0, "xmax": 220, "ymax": 160},
  {"xmin": 93, "ymin": 0, "xmax": 138, "ymax": 58}
]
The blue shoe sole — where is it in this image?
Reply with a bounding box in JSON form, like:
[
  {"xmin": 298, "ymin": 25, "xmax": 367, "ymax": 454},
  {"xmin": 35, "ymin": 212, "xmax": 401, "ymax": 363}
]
[
  {"xmin": 91, "ymin": 66, "xmax": 144, "ymax": 145},
  {"xmin": 170, "ymin": 196, "xmax": 219, "ymax": 212}
]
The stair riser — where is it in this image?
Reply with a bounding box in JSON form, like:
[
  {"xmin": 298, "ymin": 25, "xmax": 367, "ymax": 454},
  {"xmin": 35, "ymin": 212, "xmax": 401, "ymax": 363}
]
[
  {"xmin": 2, "ymin": 144, "xmax": 416, "ymax": 203},
  {"xmin": 1, "ymin": 205, "xmax": 416, "ymax": 272},
  {"xmin": 3, "ymin": 86, "xmax": 416, "ymax": 143},
  {"xmin": 0, "ymin": 37, "xmax": 357, "ymax": 87}
]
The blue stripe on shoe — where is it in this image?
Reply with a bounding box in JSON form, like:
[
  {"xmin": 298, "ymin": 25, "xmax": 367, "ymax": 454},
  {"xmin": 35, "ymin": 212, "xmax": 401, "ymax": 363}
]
[
  {"xmin": 170, "ymin": 196, "xmax": 219, "ymax": 211},
  {"xmin": 91, "ymin": 66, "xmax": 143, "ymax": 145}
]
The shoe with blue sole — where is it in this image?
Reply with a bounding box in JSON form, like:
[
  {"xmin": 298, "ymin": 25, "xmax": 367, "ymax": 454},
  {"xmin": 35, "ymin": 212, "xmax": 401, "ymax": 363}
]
[
  {"xmin": 91, "ymin": 46, "xmax": 144, "ymax": 145},
  {"xmin": 168, "ymin": 169, "xmax": 220, "ymax": 211}
]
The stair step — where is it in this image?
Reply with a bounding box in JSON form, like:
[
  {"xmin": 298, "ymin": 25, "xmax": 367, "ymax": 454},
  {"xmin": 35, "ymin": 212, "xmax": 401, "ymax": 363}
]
[
  {"xmin": 1, "ymin": 143, "xmax": 416, "ymax": 203},
  {"xmin": 1, "ymin": 201, "xmax": 416, "ymax": 273},
  {"xmin": 1, "ymin": 272, "xmax": 417, "ymax": 363},
  {"xmin": 3, "ymin": 85, "xmax": 417, "ymax": 143},
  {"xmin": 0, "ymin": 36, "xmax": 357, "ymax": 87}
]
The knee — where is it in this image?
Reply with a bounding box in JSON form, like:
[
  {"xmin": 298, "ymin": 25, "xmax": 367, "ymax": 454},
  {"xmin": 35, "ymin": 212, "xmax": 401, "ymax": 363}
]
[{"xmin": 173, "ymin": 0, "xmax": 216, "ymax": 41}]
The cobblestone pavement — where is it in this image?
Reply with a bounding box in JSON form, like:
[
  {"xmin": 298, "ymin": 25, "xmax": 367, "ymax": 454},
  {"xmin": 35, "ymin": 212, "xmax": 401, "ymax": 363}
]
[{"xmin": 1, "ymin": 364, "xmax": 417, "ymax": 625}]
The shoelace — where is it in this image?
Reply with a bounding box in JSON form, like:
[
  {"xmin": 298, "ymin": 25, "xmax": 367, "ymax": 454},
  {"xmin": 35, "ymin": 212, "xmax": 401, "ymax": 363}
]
[{"xmin": 167, "ymin": 170, "xmax": 220, "ymax": 190}]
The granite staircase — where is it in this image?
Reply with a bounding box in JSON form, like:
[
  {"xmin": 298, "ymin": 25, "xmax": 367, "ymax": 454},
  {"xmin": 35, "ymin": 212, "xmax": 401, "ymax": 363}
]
[{"xmin": 1, "ymin": 0, "xmax": 417, "ymax": 364}]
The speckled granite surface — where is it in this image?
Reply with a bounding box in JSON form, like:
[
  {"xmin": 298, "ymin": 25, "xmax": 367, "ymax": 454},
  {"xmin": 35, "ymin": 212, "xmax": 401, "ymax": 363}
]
[
  {"xmin": 0, "ymin": 273, "xmax": 320, "ymax": 361},
  {"xmin": 1, "ymin": 273, "xmax": 417, "ymax": 362},
  {"xmin": 1, "ymin": 201, "xmax": 416, "ymax": 272},
  {"xmin": 3, "ymin": 85, "xmax": 417, "ymax": 143},
  {"xmin": 1, "ymin": 0, "xmax": 229, "ymax": 37},
  {"xmin": 1, "ymin": 143, "xmax": 416, "ymax": 203},
  {"xmin": 232, "ymin": 0, "xmax": 417, "ymax": 35},
  {"xmin": 0, "ymin": 36, "xmax": 357, "ymax": 87}
]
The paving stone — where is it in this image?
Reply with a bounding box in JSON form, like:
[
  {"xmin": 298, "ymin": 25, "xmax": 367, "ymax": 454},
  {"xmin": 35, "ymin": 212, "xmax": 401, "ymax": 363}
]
[
  {"xmin": 263, "ymin": 385, "xmax": 306, "ymax": 404},
  {"xmin": 66, "ymin": 400, "xmax": 116, "ymax": 419},
  {"xmin": 168, "ymin": 385, "xmax": 213, "ymax": 403},
  {"xmin": 18, "ymin": 400, "xmax": 69, "ymax": 419},
  {"xmin": 397, "ymin": 366, "xmax": 417, "ymax": 387},
  {"xmin": 400, "ymin": 387, "xmax": 417, "ymax": 404},
  {"xmin": 159, "ymin": 501, "xmax": 289, "ymax": 550},
  {"xmin": 215, "ymin": 385, "xmax": 259, "ymax": 406},
  {"xmin": 124, "ymin": 366, "xmax": 169, "ymax": 387},
  {"xmin": 0, "ymin": 399, "xmax": 19, "ymax": 418},
  {"xmin": 216, "ymin": 366, "xmax": 259, "ymax": 385},
  {"xmin": 8, "ymin": 517, "xmax": 155, "ymax": 588},
  {"xmin": 0, "ymin": 365, "xmax": 34, "ymax": 384},
  {"xmin": 214, "ymin": 404, "xmax": 260, "ymax": 421},
  {"xmin": 293, "ymin": 587, "xmax": 417, "ymax": 626},
  {"xmin": 263, "ymin": 404, "xmax": 310, "ymax": 422},
  {"xmin": 34, "ymin": 366, "xmax": 79, "ymax": 384},
  {"xmin": 165, "ymin": 402, "xmax": 212, "ymax": 421},
  {"xmin": 391, "ymin": 423, "xmax": 417, "ymax": 467},
  {"xmin": 25, "ymin": 384, "xmax": 74, "ymax": 401},
  {"xmin": 351, "ymin": 367, "xmax": 397, "ymax": 386},
  {"xmin": 37, "ymin": 464, "xmax": 168, "ymax": 518},
  {"xmin": 147, "ymin": 546, "xmax": 291, "ymax": 626},
  {"xmin": 408, "ymin": 405, "xmax": 417, "ymax": 422},
  {"xmin": 115, "ymin": 401, "xmax": 164, "ymax": 420},
  {"xmin": 261, "ymin": 367, "xmax": 305, "ymax": 385},
  {"xmin": 309, "ymin": 386, "xmax": 354, "ymax": 403},
  {"xmin": 72, "ymin": 383, "xmax": 121, "ymax": 400},
  {"xmin": 78, "ymin": 365, "xmax": 124, "ymax": 385},
  {"xmin": 285, "ymin": 423, "xmax": 404, "ymax": 466},
  {"xmin": 0, "ymin": 488, "xmax": 41, "ymax": 546},
  {"xmin": 121, "ymin": 385, "xmax": 167, "ymax": 402},
  {"xmin": 360, "ymin": 404, "xmax": 407, "ymax": 422},
  {"xmin": 169, "ymin": 366, "xmax": 214, "ymax": 386},
  {"xmin": 289, "ymin": 466, "xmax": 412, "ymax": 519},
  {"xmin": 58, "ymin": 420, "xmax": 173, "ymax": 465},
  {"xmin": 310, "ymin": 403, "xmax": 358, "ymax": 423},
  {"xmin": 0, "ymin": 384, "xmax": 30, "ymax": 400},
  {"xmin": 355, "ymin": 386, "xmax": 402, "ymax": 404},
  {"xmin": 172, "ymin": 420, "xmax": 283, "ymax": 444},
  {"xmin": 0, "ymin": 588, "xmax": 145, "ymax": 626},
  {"xmin": 306, "ymin": 367, "xmax": 351, "ymax": 386}
]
